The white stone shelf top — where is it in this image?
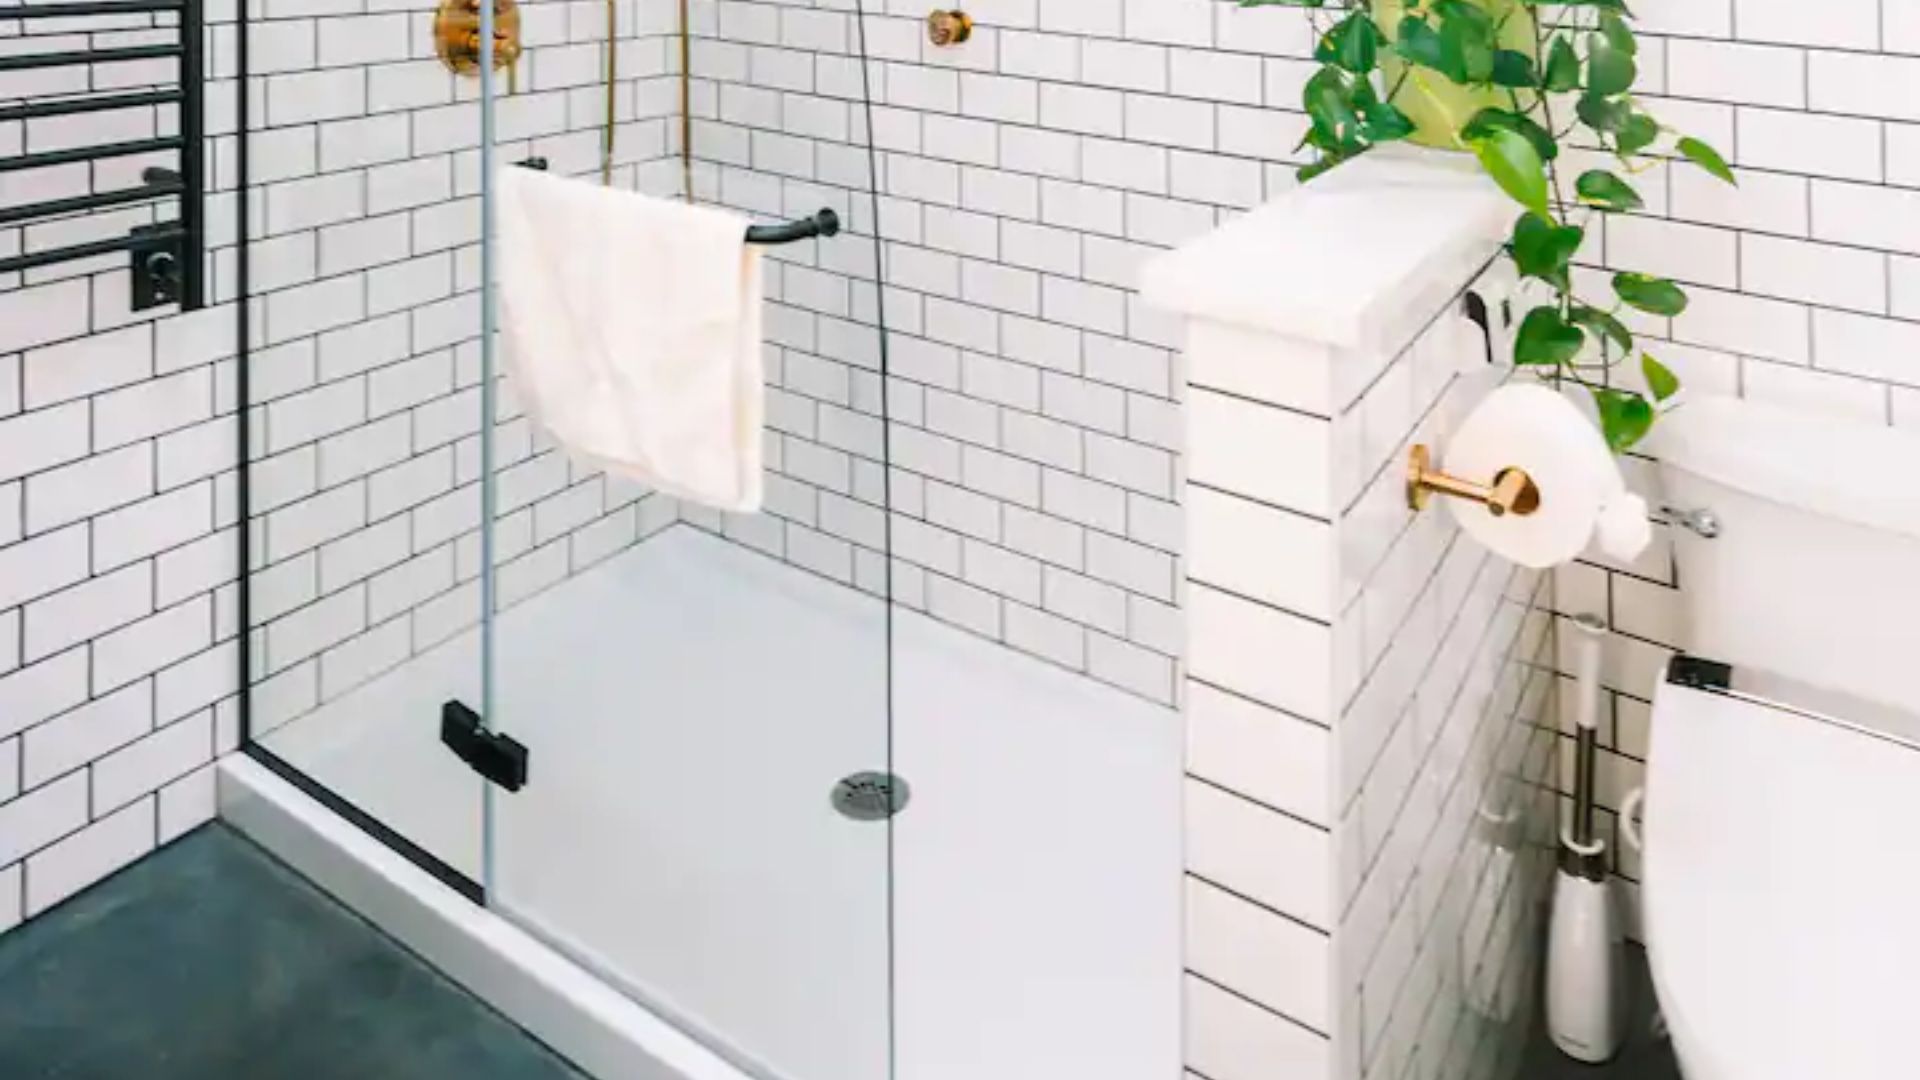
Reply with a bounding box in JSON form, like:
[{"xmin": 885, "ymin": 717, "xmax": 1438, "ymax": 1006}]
[{"xmin": 1141, "ymin": 148, "xmax": 1512, "ymax": 355}]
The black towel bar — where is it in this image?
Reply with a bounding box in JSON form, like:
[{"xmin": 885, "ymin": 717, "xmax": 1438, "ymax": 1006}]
[
  {"xmin": 0, "ymin": 136, "xmax": 185, "ymax": 174},
  {"xmin": 0, "ymin": 43, "xmax": 182, "ymax": 72},
  {"xmin": 511, "ymin": 157, "xmax": 839, "ymax": 246},
  {"xmin": 6, "ymin": 0, "xmax": 184, "ymax": 18},
  {"xmin": 745, "ymin": 209, "xmax": 839, "ymax": 245},
  {"xmin": 0, "ymin": 88, "xmax": 185, "ymax": 125}
]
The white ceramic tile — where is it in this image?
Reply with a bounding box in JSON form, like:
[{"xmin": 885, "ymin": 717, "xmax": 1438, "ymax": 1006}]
[
  {"xmin": 1189, "ymin": 584, "xmax": 1331, "ymax": 723},
  {"xmin": 1186, "ymin": 779, "xmax": 1332, "ymax": 930},
  {"xmin": 1184, "ymin": 975, "xmax": 1330, "ymax": 1080},
  {"xmin": 1185, "ymin": 876, "xmax": 1330, "ymax": 1032},
  {"xmin": 1187, "ymin": 680, "xmax": 1331, "ymax": 828},
  {"xmin": 24, "ymin": 797, "xmax": 156, "ymax": 918},
  {"xmin": 1188, "ymin": 487, "xmax": 1334, "ymax": 620}
]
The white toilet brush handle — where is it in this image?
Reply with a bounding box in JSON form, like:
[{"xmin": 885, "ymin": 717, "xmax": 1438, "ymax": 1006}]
[{"xmin": 1570, "ymin": 613, "xmax": 1607, "ymax": 733}]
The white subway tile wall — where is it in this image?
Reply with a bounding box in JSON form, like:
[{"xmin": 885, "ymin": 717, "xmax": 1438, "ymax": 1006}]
[
  {"xmin": 680, "ymin": 0, "xmax": 1338, "ymax": 706},
  {"xmin": 234, "ymin": 0, "xmax": 687, "ymax": 769},
  {"xmin": 0, "ymin": 0, "xmax": 241, "ymax": 931},
  {"xmin": 0, "ymin": 0, "xmax": 686, "ymax": 932},
  {"xmin": 1183, "ymin": 259, "xmax": 1558, "ymax": 1080}
]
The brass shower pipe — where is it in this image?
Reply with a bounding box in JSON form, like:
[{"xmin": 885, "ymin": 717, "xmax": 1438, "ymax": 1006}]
[{"xmin": 602, "ymin": 0, "xmax": 615, "ymax": 185}]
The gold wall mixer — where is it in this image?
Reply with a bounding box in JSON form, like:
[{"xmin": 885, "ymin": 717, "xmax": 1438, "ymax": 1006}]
[
  {"xmin": 433, "ymin": 0, "xmax": 619, "ymax": 183},
  {"xmin": 433, "ymin": 0, "xmax": 523, "ymax": 92}
]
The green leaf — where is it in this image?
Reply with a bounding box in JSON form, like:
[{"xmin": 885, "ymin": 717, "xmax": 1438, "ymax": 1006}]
[
  {"xmin": 1303, "ymin": 66, "xmax": 1363, "ymax": 149},
  {"xmin": 1316, "ymin": 12, "xmax": 1383, "ymax": 74},
  {"xmin": 1570, "ymin": 304, "xmax": 1633, "ymax": 356},
  {"xmin": 1677, "ymin": 136, "xmax": 1737, "ymax": 185},
  {"xmin": 1586, "ymin": 32, "xmax": 1637, "ymax": 96},
  {"xmin": 1472, "ymin": 127, "xmax": 1553, "ymax": 221},
  {"xmin": 1577, "ymin": 93, "xmax": 1631, "ymax": 134},
  {"xmin": 1395, "ymin": 17, "xmax": 1464, "ymax": 83},
  {"xmin": 1642, "ymin": 353, "xmax": 1681, "ymax": 401},
  {"xmin": 1592, "ymin": 388, "xmax": 1656, "ymax": 451},
  {"xmin": 1360, "ymin": 95, "xmax": 1416, "ymax": 142},
  {"xmin": 1576, "ymin": 169, "xmax": 1644, "ymax": 211},
  {"xmin": 1543, "ymin": 37, "xmax": 1581, "ymax": 92},
  {"xmin": 1490, "ymin": 48, "xmax": 1536, "ymax": 88},
  {"xmin": 1614, "ymin": 272, "xmax": 1689, "ymax": 317},
  {"xmin": 1598, "ymin": 11, "xmax": 1637, "ymax": 56},
  {"xmin": 1510, "ymin": 213, "xmax": 1585, "ymax": 289},
  {"xmin": 1464, "ymin": 107, "xmax": 1559, "ymax": 162},
  {"xmin": 1435, "ymin": 0, "xmax": 1497, "ymax": 83},
  {"xmin": 1515, "ymin": 306, "xmax": 1587, "ymax": 366},
  {"xmin": 1616, "ymin": 112, "xmax": 1660, "ymax": 155}
]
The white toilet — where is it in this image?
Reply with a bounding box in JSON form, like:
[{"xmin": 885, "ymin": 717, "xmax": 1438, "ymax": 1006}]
[{"xmin": 1638, "ymin": 395, "xmax": 1920, "ymax": 1080}]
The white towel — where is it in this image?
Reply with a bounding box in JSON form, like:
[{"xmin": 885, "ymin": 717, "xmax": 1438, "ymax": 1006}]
[{"xmin": 495, "ymin": 167, "xmax": 765, "ymax": 512}]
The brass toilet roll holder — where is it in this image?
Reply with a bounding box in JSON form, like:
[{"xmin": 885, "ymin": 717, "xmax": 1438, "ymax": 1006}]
[{"xmin": 1406, "ymin": 445, "xmax": 1541, "ymax": 517}]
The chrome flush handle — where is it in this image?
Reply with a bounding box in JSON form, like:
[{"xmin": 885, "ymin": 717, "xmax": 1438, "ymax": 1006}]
[{"xmin": 1658, "ymin": 504, "xmax": 1722, "ymax": 539}]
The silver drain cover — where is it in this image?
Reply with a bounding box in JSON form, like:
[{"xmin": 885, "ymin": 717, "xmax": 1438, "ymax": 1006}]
[{"xmin": 832, "ymin": 772, "xmax": 909, "ymax": 821}]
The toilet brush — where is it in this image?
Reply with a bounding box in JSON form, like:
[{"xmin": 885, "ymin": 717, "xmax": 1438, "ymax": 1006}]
[{"xmin": 1547, "ymin": 613, "xmax": 1627, "ymax": 1063}]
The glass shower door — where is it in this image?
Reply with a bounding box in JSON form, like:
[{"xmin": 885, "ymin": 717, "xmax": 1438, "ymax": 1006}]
[{"xmin": 475, "ymin": 2, "xmax": 895, "ymax": 1077}]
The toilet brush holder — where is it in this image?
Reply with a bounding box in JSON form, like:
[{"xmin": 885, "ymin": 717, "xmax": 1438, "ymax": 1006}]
[{"xmin": 1547, "ymin": 614, "xmax": 1627, "ymax": 1063}]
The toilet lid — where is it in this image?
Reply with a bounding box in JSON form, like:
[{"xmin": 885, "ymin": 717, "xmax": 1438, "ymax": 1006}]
[{"xmin": 1644, "ymin": 683, "xmax": 1920, "ymax": 1080}]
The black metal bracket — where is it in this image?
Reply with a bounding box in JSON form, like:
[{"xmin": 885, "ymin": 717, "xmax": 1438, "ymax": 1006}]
[
  {"xmin": 441, "ymin": 700, "xmax": 529, "ymax": 792},
  {"xmin": 1667, "ymin": 655, "xmax": 1734, "ymax": 691},
  {"xmin": 129, "ymin": 222, "xmax": 185, "ymax": 311},
  {"xmin": 1462, "ymin": 290, "xmax": 1496, "ymax": 366}
]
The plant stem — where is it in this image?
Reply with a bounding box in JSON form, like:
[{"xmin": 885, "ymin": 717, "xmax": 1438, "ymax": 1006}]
[{"xmin": 1527, "ymin": 19, "xmax": 1577, "ymax": 323}]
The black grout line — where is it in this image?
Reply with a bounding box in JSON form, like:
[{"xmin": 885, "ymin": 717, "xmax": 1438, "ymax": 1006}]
[
  {"xmin": 1188, "ymin": 773, "xmax": 1331, "ymax": 836},
  {"xmin": 1183, "ymin": 967, "xmax": 1333, "ymax": 1041}
]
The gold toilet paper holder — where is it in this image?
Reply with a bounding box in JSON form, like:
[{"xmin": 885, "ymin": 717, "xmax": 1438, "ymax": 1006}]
[{"xmin": 1407, "ymin": 445, "xmax": 1541, "ymax": 517}]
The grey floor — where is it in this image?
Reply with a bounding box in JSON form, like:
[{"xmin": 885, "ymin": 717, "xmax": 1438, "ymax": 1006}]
[
  {"xmin": 1522, "ymin": 943, "xmax": 1683, "ymax": 1080},
  {"xmin": 0, "ymin": 824, "xmax": 586, "ymax": 1080}
]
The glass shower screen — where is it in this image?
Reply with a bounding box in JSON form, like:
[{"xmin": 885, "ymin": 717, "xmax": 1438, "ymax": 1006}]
[{"xmin": 477, "ymin": 3, "xmax": 895, "ymax": 1077}]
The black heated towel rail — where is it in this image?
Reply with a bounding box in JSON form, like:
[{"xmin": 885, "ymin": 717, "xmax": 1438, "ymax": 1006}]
[{"xmin": 0, "ymin": 0, "xmax": 205, "ymax": 311}]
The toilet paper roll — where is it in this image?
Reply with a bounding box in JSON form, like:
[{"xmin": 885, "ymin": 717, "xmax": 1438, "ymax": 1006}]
[{"xmin": 1443, "ymin": 382, "xmax": 1625, "ymax": 569}]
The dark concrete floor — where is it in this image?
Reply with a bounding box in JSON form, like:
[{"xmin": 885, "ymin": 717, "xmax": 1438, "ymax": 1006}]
[
  {"xmin": 0, "ymin": 824, "xmax": 586, "ymax": 1080},
  {"xmin": 1522, "ymin": 943, "xmax": 1683, "ymax": 1080}
]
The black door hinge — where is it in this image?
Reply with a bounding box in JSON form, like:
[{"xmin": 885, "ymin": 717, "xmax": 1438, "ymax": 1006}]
[
  {"xmin": 441, "ymin": 700, "xmax": 529, "ymax": 792},
  {"xmin": 1666, "ymin": 655, "xmax": 1734, "ymax": 691}
]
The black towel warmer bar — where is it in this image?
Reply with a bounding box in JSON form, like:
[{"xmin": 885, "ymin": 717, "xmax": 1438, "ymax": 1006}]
[{"xmin": 0, "ymin": 0, "xmax": 205, "ymax": 310}]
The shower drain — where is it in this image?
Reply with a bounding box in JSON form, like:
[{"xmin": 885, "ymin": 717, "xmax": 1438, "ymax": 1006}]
[{"xmin": 832, "ymin": 771, "xmax": 910, "ymax": 821}]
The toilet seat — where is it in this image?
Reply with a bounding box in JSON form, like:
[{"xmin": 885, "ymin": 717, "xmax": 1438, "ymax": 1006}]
[{"xmin": 1643, "ymin": 676, "xmax": 1920, "ymax": 1080}]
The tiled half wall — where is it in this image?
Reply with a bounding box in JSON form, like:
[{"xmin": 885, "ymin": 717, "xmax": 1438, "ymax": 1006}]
[{"xmin": 1156, "ymin": 157, "xmax": 1559, "ymax": 1080}]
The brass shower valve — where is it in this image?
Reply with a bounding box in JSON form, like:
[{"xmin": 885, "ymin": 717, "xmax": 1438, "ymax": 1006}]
[
  {"xmin": 434, "ymin": 0, "xmax": 523, "ymax": 79},
  {"xmin": 927, "ymin": 9, "xmax": 972, "ymax": 47}
]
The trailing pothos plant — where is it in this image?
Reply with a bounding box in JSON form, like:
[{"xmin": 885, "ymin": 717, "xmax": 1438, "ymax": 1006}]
[{"xmin": 1240, "ymin": 0, "xmax": 1736, "ymax": 451}]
